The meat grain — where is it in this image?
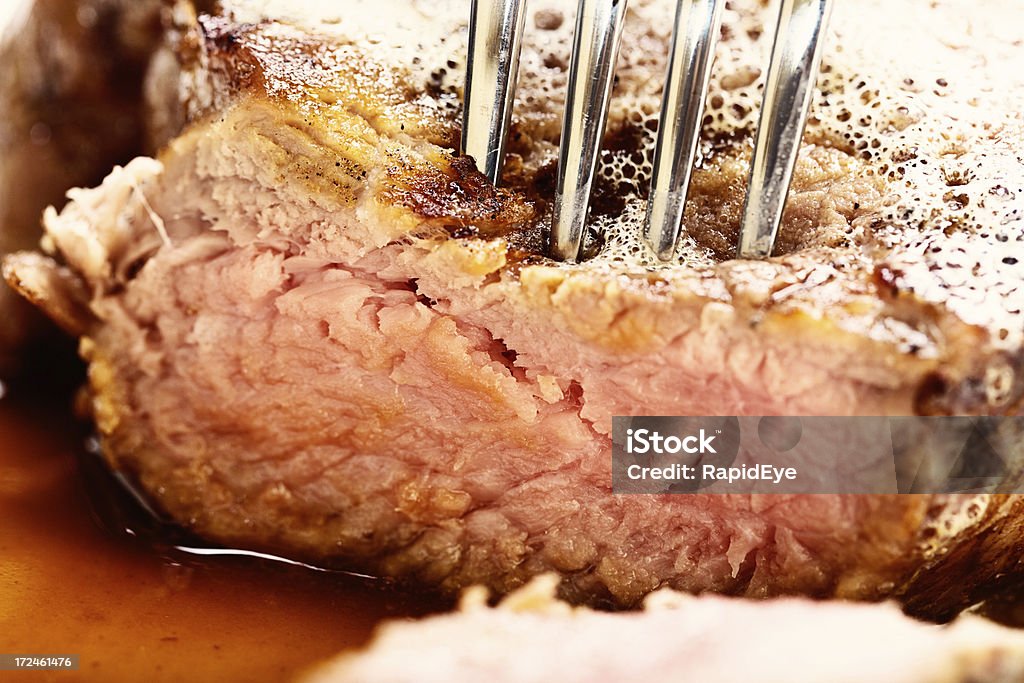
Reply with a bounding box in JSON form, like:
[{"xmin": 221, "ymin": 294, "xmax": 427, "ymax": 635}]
[
  {"xmin": 0, "ymin": 0, "xmax": 169, "ymax": 370},
  {"xmin": 6, "ymin": 0, "xmax": 1024, "ymax": 618}
]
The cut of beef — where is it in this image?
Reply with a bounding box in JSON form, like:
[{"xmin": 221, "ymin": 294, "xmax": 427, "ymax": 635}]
[
  {"xmin": 0, "ymin": 0, "xmax": 187, "ymax": 369},
  {"xmin": 5, "ymin": 0, "xmax": 1024, "ymax": 618}
]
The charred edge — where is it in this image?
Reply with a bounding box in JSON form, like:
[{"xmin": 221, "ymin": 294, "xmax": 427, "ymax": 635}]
[
  {"xmin": 914, "ymin": 373, "xmax": 953, "ymax": 416},
  {"xmin": 873, "ymin": 265, "xmax": 904, "ymax": 301},
  {"xmin": 913, "ymin": 353, "xmax": 1024, "ymax": 416},
  {"xmin": 386, "ymin": 154, "xmax": 537, "ymax": 238},
  {"xmin": 900, "ymin": 497, "xmax": 1024, "ymax": 623},
  {"xmin": 198, "ymin": 16, "xmax": 268, "ymax": 93}
]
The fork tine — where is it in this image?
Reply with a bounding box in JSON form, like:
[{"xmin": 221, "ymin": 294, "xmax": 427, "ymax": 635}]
[
  {"xmin": 737, "ymin": 0, "xmax": 834, "ymax": 258},
  {"xmin": 461, "ymin": 0, "xmax": 528, "ymax": 186},
  {"xmin": 549, "ymin": 0, "xmax": 630, "ymax": 262},
  {"xmin": 643, "ymin": 0, "xmax": 726, "ymax": 261}
]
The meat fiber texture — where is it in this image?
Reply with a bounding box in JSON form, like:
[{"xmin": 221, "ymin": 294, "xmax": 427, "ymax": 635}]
[
  {"xmin": 307, "ymin": 577, "xmax": 1024, "ymax": 683},
  {"xmin": 5, "ymin": 0, "xmax": 1024, "ymax": 619},
  {"xmin": 0, "ymin": 0, "xmax": 173, "ymax": 372}
]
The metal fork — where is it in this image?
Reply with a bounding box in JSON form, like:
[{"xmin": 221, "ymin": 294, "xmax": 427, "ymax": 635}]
[{"xmin": 462, "ymin": 0, "xmax": 834, "ymax": 262}]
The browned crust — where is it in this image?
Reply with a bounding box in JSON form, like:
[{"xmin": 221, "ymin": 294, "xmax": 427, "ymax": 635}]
[
  {"xmin": 899, "ymin": 495, "xmax": 1024, "ymax": 621},
  {"xmin": 378, "ymin": 154, "xmax": 537, "ymax": 236}
]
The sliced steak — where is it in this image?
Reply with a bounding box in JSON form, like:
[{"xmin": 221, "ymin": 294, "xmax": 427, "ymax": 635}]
[
  {"xmin": 308, "ymin": 578, "xmax": 1024, "ymax": 683},
  {"xmin": 5, "ymin": 0, "xmax": 1024, "ymax": 618},
  {"xmin": 0, "ymin": 0, "xmax": 166, "ymax": 370}
]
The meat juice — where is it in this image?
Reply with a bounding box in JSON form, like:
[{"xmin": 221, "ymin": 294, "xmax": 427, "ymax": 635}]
[{"xmin": 0, "ymin": 380, "xmax": 444, "ymax": 682}]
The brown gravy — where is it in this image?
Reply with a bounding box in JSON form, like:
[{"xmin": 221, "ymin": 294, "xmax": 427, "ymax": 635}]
[{"xmin": 0, "ymin": 381, "xmax": 446, "ymax": 682}]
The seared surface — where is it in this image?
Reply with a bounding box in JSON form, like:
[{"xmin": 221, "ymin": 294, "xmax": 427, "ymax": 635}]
[
  {"xmin": 5, "ymin": 0, "xmax": 1024, "ymax": 617},
  {"xmin": 309, "ymin": 577, "xmax": 1024, "ymax": 683}
]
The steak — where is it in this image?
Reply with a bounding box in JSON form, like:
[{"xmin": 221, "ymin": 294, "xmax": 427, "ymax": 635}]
[
  {"xmin": 308, "ymin": 577, "xmax": 1024, "ymax": 683},
  {"xmin": 5, "ymin": 0, "xmax": 1024, "ymax": 618}
]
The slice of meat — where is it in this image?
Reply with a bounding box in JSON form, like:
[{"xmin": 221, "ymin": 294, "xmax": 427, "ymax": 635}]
[
  {"xmin": 0, "ymin": 0, "xmax": 163, "ymax": 370},
  {"xmin": 307, "ymin": 577, "xmax": 1024, "ymax": 683},
  {"xmin": 5, "ymin": 0, "xmax": 1024, "ymax": 619}
]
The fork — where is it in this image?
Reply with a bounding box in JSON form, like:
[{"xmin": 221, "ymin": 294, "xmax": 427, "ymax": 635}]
[{"xmin": 462, "ymin": 0, "xmax": 834, "ymax": 262}]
